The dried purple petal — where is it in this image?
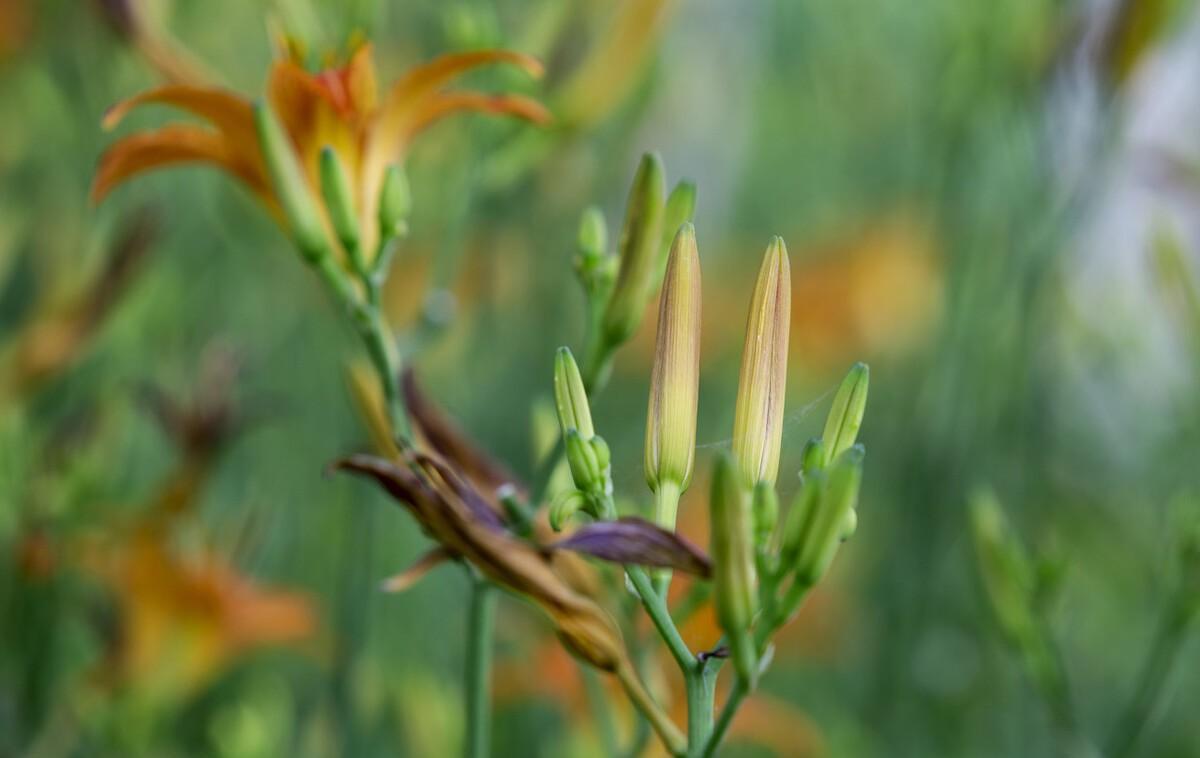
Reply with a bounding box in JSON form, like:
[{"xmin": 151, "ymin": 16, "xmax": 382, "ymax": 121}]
[{"xmin": 552, "ymin": 517, "xmax": 712, "ymax": 577}]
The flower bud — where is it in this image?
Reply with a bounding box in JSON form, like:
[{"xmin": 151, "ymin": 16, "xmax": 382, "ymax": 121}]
[
  {"xmin": 710, "ymin": 452, "xmax": 759, "ymax": 687},
  {"xmin": 800, "ymin": 438, "xmax": 825, "ymax": 478},
  {"xmin": 821, "ymin": 362, "xmax": 869, "ymax": 466},
  {"xmin": 549, "ymin": 490, "xmax": 587, "ymax": 532},
  {"xmin": 732, "ymin": 237, "xmax": 791, "ymax": 488},
  {"xmin": 791, "ymin": 446, "xmax": 862, "ymax": 586},
  {"xmin": 578, "ymin": 206, "xmax": 608, "ymax": 262},
  {"xmin": 752, "ymin": 480, "xmax": 779, "ymax": 550},
  {"xmin": 319, "ymin": 146, "xmax": 359, "ymax": 254},
  {"xmin": 378, "ymin": 164, "xmax": 411, "ymax": 241},
  {"xmin": 554, "ymin": 346, "xmax": 594, "ymax": 439},
  {"xmin": 601, "ymin": 153, "xmax": 666, "ymax": 346},
  {"xmin": 253, "ymin": 102, "xmax": 329, "ymax": 262},
  {"xmin": 565, "ymin": 428, "xmax": 602, "ymax": 493},
  {"xmin": 969, "ymin": 490, "xmax": 1037, "ymax": 647},
  {"xmin": 644, "ymin": 224, "xmax": 701, "ymax": 513},
  {"xmin": 778, "ymin": 471, "xmax": 821, "ymax": 572},
  {"xmin": 657, "ymin": 181, "xmax": 696, "ymax": 277}
]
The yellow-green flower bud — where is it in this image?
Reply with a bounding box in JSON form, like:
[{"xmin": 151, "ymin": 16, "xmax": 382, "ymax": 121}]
[
  {"xmin": 554, "ymin": 346, "xmax": 594, "ymax": 439},
  {"xmin": 792, "ymin": 447, "xmax": 862, "ymax": 586},
  {"xmin": 565, "ymin": 428, "xmax": 602, "ymax": 493},
  {"xmin": 800, "ymin": 438, "xmax": 825, "ymax": 478},
  {"xmin": 644, "ymin": 224, "xmax": 701, "ymax": 522},
  {"xmin": 731, "ymin": 237, "xmax": 791, "ymax": 489},
  {"xmin": 710, "ymin": 451, "xmax": 759, "ymax": 687},
  {"xmin": 319, "ymin": 146, "xmax": 359, "ymax": 254},
  {"xmin": 378, "ymin": 164, "xmax": 411, "ymax": 241},
  {"xmin": 253, "ymin": 102, "xmax": 329, "ymax": 262},
  {"xmin": 821, "ymin": 362, "xmax": 869, "ymax": 466},
  {"xmin": 549, "ymin": 490, "xmax": 587, "ymax": 532},
  {"xmin": 968, "ymin": 490, "xmax": 1038, "ymax": 647},
  {"xmin": 779, "ymin": 470, "xmax": 821, "ymax": 571},
  {"xmin": 601, "ymin": 153, "xmax": 666, "ymax": 346}
]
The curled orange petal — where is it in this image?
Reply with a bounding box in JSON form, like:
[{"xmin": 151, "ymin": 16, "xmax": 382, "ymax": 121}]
[
  {"xmin": 403, "ymin": 92, "xmax": 553, "ymax": 141},
  {"xmin": 386, "ymin": 49, "xmax": 544, "ymax": 107},
  {"xmin": 101, "ymin": 84, "xmax": 256, "ymax": 148},
  {"xmin": 91, "ymin": 125, "xmax": 270, "ymax": 204}
]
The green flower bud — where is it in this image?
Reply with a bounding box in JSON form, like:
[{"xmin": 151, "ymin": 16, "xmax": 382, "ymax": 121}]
[
  {"xmin": 319, "ymin": 146, "xmax": 359, "ymax": 254},
  {"xmin": 601, "ymin": 153, "xmax": 666, "ymax": 346},
  {"xmin": 549, "ymin": 490, "xmax": 587, "ymax": 532},
  {"xmin": 710, "ymin": 452, "xmax": 759, "ymax": 687},
  {"xmin": 554, "ymin": 346, "xmax": 594, "ymax": 439},
  {"xmin": 792, "ymin": 447, "xmax": 862, "ymax": 586},
  {"xmin": 840, "ymin": 508, "xmax": 858, "ymax": 541},
  {"xmin": 657, "ymin": 181, "xmax": 696, "ymax": 278},
  {"xmin": 732, "ymin": 237, "xmax": 791, "ymax": 489},
  {"xmin": 752, "ymin": 481, "xmax": 779, "ymax": 550},
  {"xmin": 590, "ymin": 435, "xmax": 611, "ymax": 473},
  {"xmin": 800, "ymin": 438, "xmax": 825, "ymax": 478},
  {"xmin": 565, "ymin": 428, "xmax": 601, "ymax": 493},
  {"xmin": 578, "ymin": 206, "xmax": 608, "ymax": 262},
  {"xmin": 253, "ymin": 102, "xmax": 329, "ymax": 262},
  {"xmin": 378, "ymin": 164, "xmax": 411, "ymax": 241},
  {"xmin": 969, "ymin": 490, "xmax": 1038, "ymax": 647},
  {"xmin": 779, "ymin": 471, "xmax": 822, "ymax": 571},
  {"xmin": 821, "ymin": 362, "xmax": 869, "ymax": 466},
  {"xmin": 644, "ymin": 224, "xmax": 701, "ymax": 509}
]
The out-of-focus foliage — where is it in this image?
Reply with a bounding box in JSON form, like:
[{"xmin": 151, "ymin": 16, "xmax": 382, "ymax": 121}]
[{"xmin": 2, "ymin": 0, "xmax": 1200, "ymax": 756}]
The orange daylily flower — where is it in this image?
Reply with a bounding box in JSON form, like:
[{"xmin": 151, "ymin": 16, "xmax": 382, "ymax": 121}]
[{"xmin": 93, "ymin": 43, "xmax": 551, "ymax": 255}]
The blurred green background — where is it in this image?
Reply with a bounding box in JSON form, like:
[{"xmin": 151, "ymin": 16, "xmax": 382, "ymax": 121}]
[{"xmin": 2, "ymin": 0, "xmax": 1199, "ymax": 756}]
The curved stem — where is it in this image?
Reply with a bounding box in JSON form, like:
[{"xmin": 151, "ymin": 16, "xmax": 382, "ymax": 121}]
[
  {"xmin": 615, "ymin": 662, "xmax": 687, "ymax": 757},
  {"xmin": 703, "ymin": 677, "xmax": 747, "ymax": 758},
  {"xmin": 464, "ymin": 578, "xmax": 496, "ymax": 758},
  {"xmin": 1108, "ymin": 599, "xmax": 1196, "ymax": 758},
  {"xmin": 626, "ymin": 566, "xmax": 693, "ymax": 671}
]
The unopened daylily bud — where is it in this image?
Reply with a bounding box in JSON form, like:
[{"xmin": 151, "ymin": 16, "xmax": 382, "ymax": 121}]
[
  {"xmin": 752, "ymin": 481, "xmax": 779, "ymax": 550},
  {"xmin": 800, "ymin": 438, "xmax": 825, "ymax": 479},
  {"xmin": 732, "ymin": 237, "xmax": 791, "ymax": 488},
  {"xmin": 578, "ymin": 207, "xmax": 608, "ymax": 262},
  {"xmin": 566, "ymin": 429, "xmax": 602, "ymax": 492},
  {"xmin": 554, "ymin": 346, "xmax": 594, "ymax": 439},
  {"xmin": 710, "ymin": 452, "xmax": 759, "ymax": 687},
  {"xmin": 644, "ymin": 224, "xmax": 701, "ymax": 524},
  {"xmin": 779, "ymin": 470, "xmax": 822, "ymax": 571},
  {"xmin": 253, "ymin": 102, "xmax": 329, "ymax": 262},
  {"xmin": 792, "ymin": 446, "xmax": 862, "ymax": 586},
  {"xmin": 550, "ymin": 490, "xmax": 587, "ymax": 532},
  {"xmin": 601, "ymin": 153, "xmax": 666, "ymax": 345},
  {"xmin": 378, "ymin": 164, "xmax": 411, "ymax": 241},
  {"xmin": 319, "ymin": 147, "xmax": 359, "ymax": 254},
  {"xmin": 969, "ymin": 490, "xmax": 1038, "ymax": 646},
  {"xmin": 591, "ymin": 435, "xmax": 612, "ymax": 473},
  {"xmin": 840, "ymin": 508, "xmax": 858, "ymax": 541},
  {"xmin": 822, "ymin": 362, "xmax": 869, "ymax": 466},
  {"xmin": 657, "ymin": 181, "xmax": 697, "ymax": 274}
]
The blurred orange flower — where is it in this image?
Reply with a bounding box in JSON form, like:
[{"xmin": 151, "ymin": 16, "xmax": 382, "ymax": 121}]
[{"xmin": 93, "ymin": 43, "xmax": 551, "ymax": 254}]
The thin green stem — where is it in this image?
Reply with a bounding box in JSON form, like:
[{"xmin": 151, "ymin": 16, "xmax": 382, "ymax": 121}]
[
  {"xmin": 686, "ymin": 661, "xmax": 717, "ymax": 750},
  {"xmin": 464, "ymin": 578, "xmax": 496, "ymax": 758},
  {"xmin": 1108, "ymin": 598, "xmax": 1196, "ymax": 758},
  {"xmin": 580, "ymin": 667, "xmax": 619, "ymax": 757},
  {"xmin": 702, "ymin": 677, "xmax": 747, "ymax": 758},
  {"xmin": 652, "ymin": 480, "xmax": 682, "ymax": 596},
  {"xmin": 625, "ymin": 566, "xmax": 693, "ymax": 672}
]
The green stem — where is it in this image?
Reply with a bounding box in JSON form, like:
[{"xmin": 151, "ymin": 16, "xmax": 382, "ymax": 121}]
[
  {"xmin": 1108, "ymin": 599, "xmax": 1196, "ymax": 758},
  {"xmin": 464, "ymin": 578, "xmax": 496, "ymax": 758},
  {"xmin": 580, "ymin": 667, "xmax": 619, "ymax": 757},
  {"xmin": 652, "ymin": 480, "xmax": 682, "ymax": 596},
  {"xmin": 626, "ymin": 566, "xmax": 693, "ymax": 671},
  {"xmin": 686, "ymin": 662, "xmax": 718, "ymax": 750},
  {"xmin": 702, "ymin": 677, "xmax": 747, "ymax": 758}
]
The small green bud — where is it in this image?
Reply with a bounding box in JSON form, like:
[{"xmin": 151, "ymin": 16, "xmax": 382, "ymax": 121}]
[
  {"xmin": 565, "ymin": 429, "xmax": 601, "ymax": 493},
  {"xmin": 253, "ymin": 102, "xmax": 329, "ymax": 262},
  {"xmin": 800, "ymin": 438, "xmax": 825, "ymax": 478},
  {"xmin": 644, "ymin": 224, "xmax": 701, "ymax": 502},
  {"xmin": 839, "ymin": 508, "xmax": 858, "ymax": 541},
  {"xmin": 378, "ymin": 164, "xmax": 411, "ymax": 241},
  {"xmin": 578, "ymin": 206, "xmax": 608, "ymax": 262},
  {"xmin": 710, "ymin": 452, "xmax": 759, "ymax": 687},
  {"xmin": 601, "ymin": 153, "xmax": 666, "ymax": 346},
  {"xmin": 732, "ymin": 237, "xmax": 791, "ymax": 489},
  {"xmin": 821, "ymin": 362, "xmax": 869, "ymax": 466},
  {"xmin": 779, "ymin": 471, "xmax": 822, "ymax": 571},
  {"xmin": 969, "ymin": 490, "xmax": 1038, "ymax": 647},
  {"xmin": 319, "ymin": 147, "xmax": 359, "ymax": 254},
  {"xmin": 590, "ymin": 436, "xmax": 611, "ymax": 473},
  {"xmin": 792, "ymin": 447, "xmax": 862, "ymax": 586},
  {"xmin": 657, "ymin": 181, "xmax": 697, "ymax": 275},
  {"xmin": 554, "ymin": 346, "xmax": 594, "ymax": 439},
  {"xmin": 549, "ymin": 490, "xmax": 586, "ymax": 531},
  {"xmin": 752, "ymin": 481, "xmax": 779, "ymax": 550}
]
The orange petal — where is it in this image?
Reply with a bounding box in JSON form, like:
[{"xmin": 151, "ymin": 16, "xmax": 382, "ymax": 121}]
[
  {"xmin": 101, "ymin": 84, "xmax": 257, "ymax": 148},
  {"xmin": 403, "ymin": 91, "xmax": 552, "ymax": 141},
  {"xmin": 385, "ymin": 49, "xmax": 544, "ymax": 107},
  {"xmin": 267, "ymin": 58, "xmax": 364, "ymax": 184},
  {"xmin": 91, "ymin": 125, "xmax": 270, "ymax": 204},
  {"xmin": 380, "ymin": 547, "xmax": 454, "ymax": 593}
]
